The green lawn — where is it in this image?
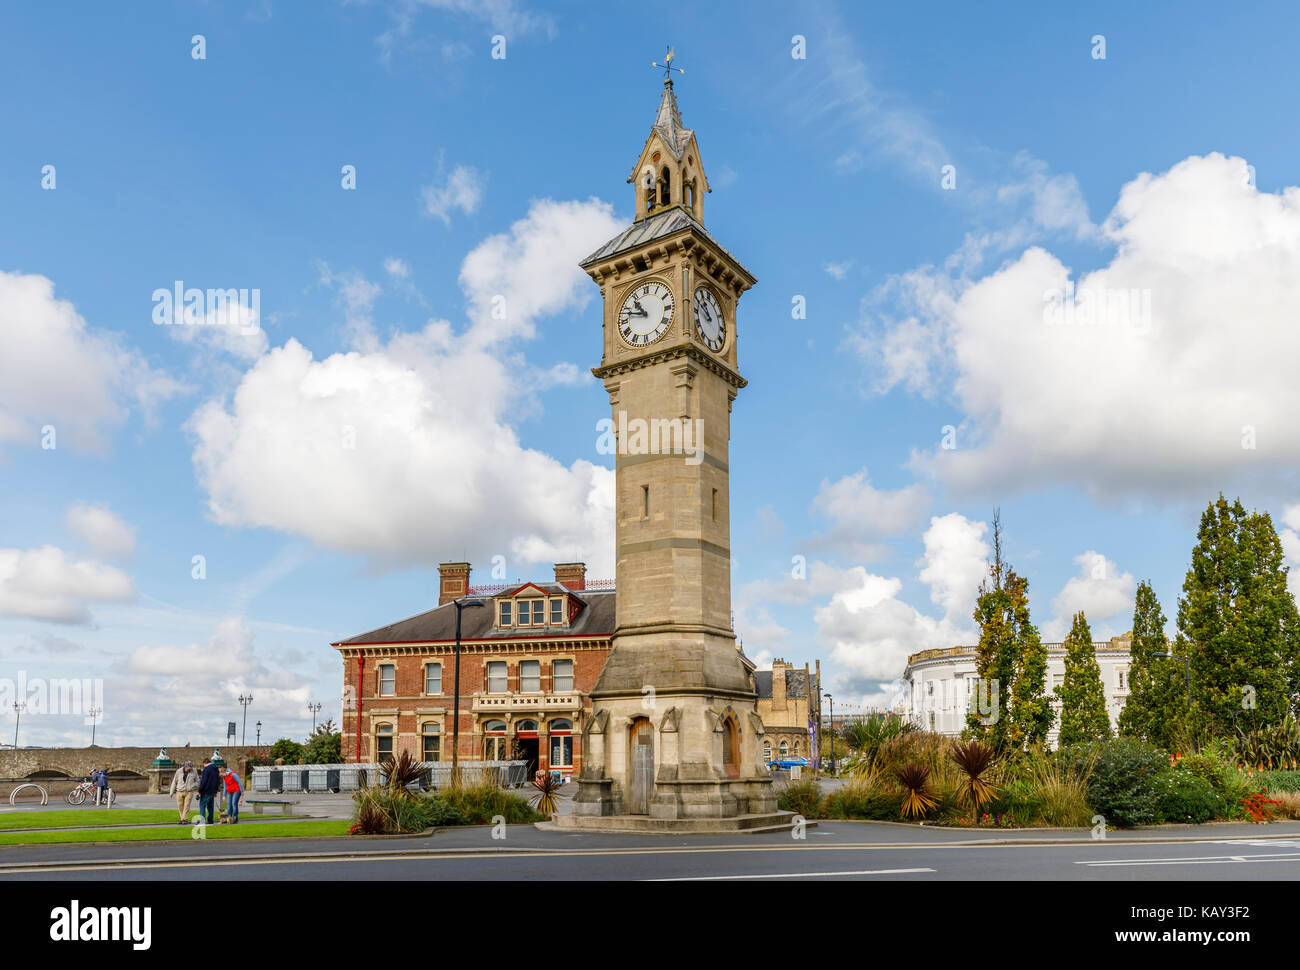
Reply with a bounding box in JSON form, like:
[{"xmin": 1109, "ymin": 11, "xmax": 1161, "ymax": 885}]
[
  {"xmin": 0, "ymin": 810, "xmax": 182, "ymax": 830},
  {"xmin": 0, "ymin": 819, "xmax": 350, "ymax": 845},
  {"xmin": 0, "ymin": 809, "xmax": 309, "ymax": 831}
]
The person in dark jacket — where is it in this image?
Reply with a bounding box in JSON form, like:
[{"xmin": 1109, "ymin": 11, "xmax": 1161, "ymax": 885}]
[
  {"xmin": 92, "ymin": 767, "xmax": 112, "ymax": 807},
  {"xmin": 197, "ymin": 758, "xmax": 222, "ymax": 825}
]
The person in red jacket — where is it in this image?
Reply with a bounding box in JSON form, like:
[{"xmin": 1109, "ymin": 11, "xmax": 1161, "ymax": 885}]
[{"xmin": 221, "ymin": 766, "xmax": 244, "ymax": 824}]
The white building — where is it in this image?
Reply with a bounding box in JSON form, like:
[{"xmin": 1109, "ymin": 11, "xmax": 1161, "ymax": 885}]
[{"xmin": 901, "ymin": 634, "xmax": 1134, "ymax": 741}]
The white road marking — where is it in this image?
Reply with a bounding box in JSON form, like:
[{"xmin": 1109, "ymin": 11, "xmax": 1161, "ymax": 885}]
[
  {"xmin": 1077, "ymin": 851, "xmax": 1300, "ymax": 867},
  {"xmin": 651, "ymin": 867, "xmax": 936, "ymax": 881}
]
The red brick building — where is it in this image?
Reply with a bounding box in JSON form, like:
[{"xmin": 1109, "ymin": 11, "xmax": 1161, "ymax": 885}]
[{"xmin": 333, "ymin": 562, "xmax": 613, "ymax": 778}]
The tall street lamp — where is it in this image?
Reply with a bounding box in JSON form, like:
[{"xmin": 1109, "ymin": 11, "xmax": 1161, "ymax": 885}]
[
  {"xmin": 88, "ymin": 705, "xmax": 102, "ymax": 747},
  {"xmin": 12, "ymin": 701, "xmax": 25, "ymax": 749},
  {"xmin": 1153, "ymin": 652, "xmax": 1192, "ymax": 708},
  {"xmin": 308, "ymin": 701, "xmax": 322, "ymax": 732},
  {"xmin": 255, "ymin": 720, "xmax": 263, "ymax": 747},
  {"xmin": 238, "ymin": 693, "xmax": 254, "ymax": 745},
  {"xmin": 823, "ymin": 692, "xmax": 835, "ymax": 776},
  {"xmin": 450, "ymin": 596, "xmax": 486, "ymax": 787}
]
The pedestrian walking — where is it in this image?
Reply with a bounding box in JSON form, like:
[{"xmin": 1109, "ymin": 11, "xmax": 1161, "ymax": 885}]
[
  {"xmin": 221, "ymin": 766, "xmax": 244, "ymax": 824},
  {"xmin": 168, "ymin": 760, "xmax": 200, "ymax": 823},
  {"xmin": 197, "ymin": 758, "xmax": 221, "ymax": 825}
]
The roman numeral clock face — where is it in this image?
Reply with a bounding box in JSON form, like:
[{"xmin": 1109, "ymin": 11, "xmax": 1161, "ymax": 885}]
[
  {"xmin": 693, "ymin": 286, "xmax": 726, "ymax": 352},
  {"xmin": 618, "ymin": 280, "xmax": 673, "ymax": 347}
]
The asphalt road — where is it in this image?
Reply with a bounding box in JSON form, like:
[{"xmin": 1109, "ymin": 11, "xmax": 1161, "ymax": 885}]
[{"xmin": 4, "ymin": 821, "xmax": 1300, "ymax": 881}]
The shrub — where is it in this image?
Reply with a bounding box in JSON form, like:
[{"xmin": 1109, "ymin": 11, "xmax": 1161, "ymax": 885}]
[
  {"xmin": 1267, "ymin": 790, "xmax": 1300, "ymax": 819},
  {"xmin": 1259, "ymin": 770, "xmax": 1300, "ymax": 792},
  {"xmin": 1155, "ymin": 770, "xmax": 1224, "ymax": 824},
  {"xmin": 1023, "ymin": 748, "xmax": 1093, "ymax": 827},
  {"xmin": 776, "ymin": 779, "xmax": 825, "ymax": 819},
  {"xmin": 1062, "ymin": 738, "xmax": 1166, "ymax": 828},
  {"xmin": 825, "ymin": 775, "xmax": 904, "ymax": 820},
  {"xmin": 269, "ymin": 739, "xmax": 304, "ymax": 764},
  {"xmin": 437, "ymin": 781, "xmax": 543, "ymax": 824}
]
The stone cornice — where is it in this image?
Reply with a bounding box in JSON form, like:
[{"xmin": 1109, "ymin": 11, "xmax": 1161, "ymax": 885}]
[{"xmin": 593, "ymin": 342, "xmax": 746, "ymax": 390}]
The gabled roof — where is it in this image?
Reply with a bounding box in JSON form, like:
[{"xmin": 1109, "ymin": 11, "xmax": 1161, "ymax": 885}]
[{"xmin": 333, "ymin": 588, "xmax": 615, "ymax": 646}]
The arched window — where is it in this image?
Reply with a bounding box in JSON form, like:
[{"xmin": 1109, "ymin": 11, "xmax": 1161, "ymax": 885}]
[
  {"xmin": 686, "ymin": 180, "xmax": 695, "ymax": 210},
  {"xmin": 778, "ymin": 740, "xmax": 789, "ymax": 758},
  {"xmin": 659, "ymin": 167, "xmax": 671, "ymax": 207},
  {"xmin": 483, "ymin": 720, "xmax": 507, "ymax": 761},
  {"xmin": 762, "ymin": 740, "xmax": 772, "ymax": 762},
  {"xmin": 549, "ymin": 719, "xmax": 573, "ymax": 768},
  {"xmin": 375, "ymin": 723, "xmax": 394, "ymax": 762},
  {"xmin": 421, "ymin": 722, "xmax": 440, "ymax": 762},
  {"xmin": 721, "ymin": 717, "xmax": 739, "ymax": 778},
  {"xmin": 516, "ymin": 719, "xmax": 539, "ymax": 734}
]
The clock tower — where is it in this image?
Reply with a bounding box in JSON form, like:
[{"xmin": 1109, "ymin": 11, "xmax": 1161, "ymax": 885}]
[{"xmin": 568, "ymin": 73, "xmax": 777, "ymax": 822}]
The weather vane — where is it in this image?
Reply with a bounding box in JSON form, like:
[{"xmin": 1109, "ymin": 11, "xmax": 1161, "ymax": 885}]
[{"xmin": 651, "ymin": 45, "xmax": 684, "ymax": 82}]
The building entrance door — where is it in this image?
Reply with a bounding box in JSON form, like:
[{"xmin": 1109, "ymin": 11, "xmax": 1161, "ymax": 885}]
[
  {"xmin": 629, "ymin": 719, "xmax": 654, "ymax": 815},
  {"xmin": 516, "ymin": 737, "xmax": 539, "ymax": 775}
]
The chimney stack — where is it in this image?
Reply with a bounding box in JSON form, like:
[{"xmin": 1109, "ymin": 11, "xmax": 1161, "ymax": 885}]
[
  {"xmin": 554, "ymin": 562, "xmax": 587, "ymax": 591},
  {"xmin": 772, "ymin": 658, "xmax": 788, "ymax": 712},
  {"xmin": 438, "ymin": 562, "xmax": 471, "ymax": 606}
]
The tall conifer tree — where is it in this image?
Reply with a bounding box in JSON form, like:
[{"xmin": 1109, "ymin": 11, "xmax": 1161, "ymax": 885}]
[
  {"xmin": 1057, "ymin": 611, "xmax": 1111, "ymax": 746},
  {"xmin": 1178, "ymin": 495, "xmax": 1300, "ymax": 737},
  {"xmin": 1118, "ymin": 580, "xmax": 1185, "ymax": 748}
]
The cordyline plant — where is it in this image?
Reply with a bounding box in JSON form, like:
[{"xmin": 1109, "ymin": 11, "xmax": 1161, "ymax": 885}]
[
  {"xmin": 531, "ymin": 772, "xmax": 562, "ymax": 817},
  {"xmin": 950, "ymin": 740, "xmax": 999, "ymax": 822},
  {"xmin": 895, "ymin": 762, "xmax": 938, "ymax": 820},
  {"xmin": 380, "ymin": 750, "xmax": 427, "ymax": 798}
]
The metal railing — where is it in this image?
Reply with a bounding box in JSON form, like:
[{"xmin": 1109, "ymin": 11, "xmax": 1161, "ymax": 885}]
[{"xmin": 250, "ymin": 760, "xmax": 528, "ymax": 793}]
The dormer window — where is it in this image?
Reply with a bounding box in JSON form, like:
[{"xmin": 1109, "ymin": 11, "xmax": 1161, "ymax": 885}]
[
  {"xmin": 550, "ymin": 598, "xmax": 563, "ymax": 624},
  {"xmin": 499, "ymin": 601, "xmax": 512, "ymax": 626}
]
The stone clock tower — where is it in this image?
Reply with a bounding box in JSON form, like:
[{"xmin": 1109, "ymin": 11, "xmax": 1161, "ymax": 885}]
[{"xmin": 565, "ymin": 75, "xmax": 778, "ymax": 825}]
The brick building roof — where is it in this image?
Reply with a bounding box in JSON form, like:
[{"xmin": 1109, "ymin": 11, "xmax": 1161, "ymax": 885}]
[{"xmin": 333, "ymin": 587, "xmax": 616, "ymax": 647}]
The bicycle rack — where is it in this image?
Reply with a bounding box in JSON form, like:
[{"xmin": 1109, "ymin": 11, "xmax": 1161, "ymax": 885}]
[{"xmin": 8, "ymin": 783, "xmax": 49, "ymax": 806}]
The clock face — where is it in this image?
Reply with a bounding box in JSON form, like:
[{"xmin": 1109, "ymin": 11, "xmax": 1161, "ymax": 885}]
[
  {"xmin": 693, "ymin": 286, "xmax": 726, "ymax": 352},
  {"xmin": 617, "ymin": 280, "xmax": 674, "ymax": 347}
]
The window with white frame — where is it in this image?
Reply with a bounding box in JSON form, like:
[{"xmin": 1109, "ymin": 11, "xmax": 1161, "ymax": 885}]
[
  {"xmin": 551, "ymin": 598, "xmax": 564, "ymax": 625},
  {"xmin": 1117, "ymin": 668, "xmax": 1127, "ymax": 690},
  {"xmin": 778, "ymin": 740, "xmax": 789, "ymax": 758},
  {"xmin": 375, "ymin": 723, "xmax": 394, "ymax": 761},
  {"xmin": 521, "ymin": 660, "xmax": 541, "ymax": 693},
  {"xmin": 499, "ymin": 601, "xmax": 512, "ymax": 626},
  {"xmin": 487, "ymin": 661, "xmax": 507, "ymax": 693},
  {"xmin": 424, "ymin": 663, "xmax": 442, "ymax": 695},
  {"xmin": 421, "ymin": 723, "xmax": 440, "ymax": 762},
  {"xmin": 549, "ymin": 719, "xmax": 573, "ymax": 767},
  {"xmin": 553, "ymin": 659, "xmax": 574, "ymax": 693},
  {"xmin": 378, "ymin": 664, "xmax": 395, "ymax": 697}
]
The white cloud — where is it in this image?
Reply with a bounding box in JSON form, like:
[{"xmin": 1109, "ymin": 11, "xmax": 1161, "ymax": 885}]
[
  {"xmin": 917, "ymin": 513, "xmax": 989, "ymax": 622},
  {"xmin": 188, "ymin": 198, "xmax": 624, "ymax": 574},
  {"xmin": 0, "ymin": 546, "xmax": 135, "ymax": 624},
  {"xmin": 810, "ymin": 469, "xmax": 929, "ymax": 559},
  {"xmin": 383, "ymin": 257, "xmax": 410, "ymax": 279},
  {"xmin": 421, "ymin": 165, "xmax": 485, "ymax": 224},
  {"xmin": 66, "ymin": 504, "xmax": 137, "ymax": 560},
  {"xmin": 0, "ymin": 270, "xmax": 185, "ymax": 454},
  {"xmin": 863, "ymin": 154, "xmax": 1300, "ymax": 500},
  {"xmin": 166, "ymin": 299, "xmax": 268, "ymax": 360},
  {"xmin": 824, "ymin": 260, "xmax": 853, "ymax": 280},
  {"xmin": 1046, "ymin": 550, "xmax": 1136, "ymax": 640}
]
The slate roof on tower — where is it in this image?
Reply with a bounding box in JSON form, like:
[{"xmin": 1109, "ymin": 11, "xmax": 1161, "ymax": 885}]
[{"xmin": 579, "ymin": 206, "xmax": 748, "ymax": 272}]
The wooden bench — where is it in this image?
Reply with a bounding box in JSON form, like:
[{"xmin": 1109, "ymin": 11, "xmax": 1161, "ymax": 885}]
[{"xmin": 246, "ymin": 798, "xmax": 300, "ymax": 816}]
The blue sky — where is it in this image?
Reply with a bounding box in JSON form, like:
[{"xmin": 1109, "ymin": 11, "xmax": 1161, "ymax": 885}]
[{"xmin": 3, "ymin": 0, "xmax": 1300, "ymax": 745}]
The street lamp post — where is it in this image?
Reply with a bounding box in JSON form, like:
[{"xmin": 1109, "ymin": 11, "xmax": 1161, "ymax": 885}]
[
  {"xmin": 238, "ymin": 693, "xmax": 254, "ymax": 746},
  {"xmin": 450, "ymin": 596, "xmax": 486, "ymax": 787},
  {"xmin": 12, "ymin": 701, "xmax": 25, "ymax": 749},
  {"xmin": 255, "ymin": 721, "xmax": 262, "ymax": 747},
  {"xmin": 1153, "ymin": 652, "xmax": 1192, "ymax": 708},
  {"xmin": 308, "ymin": 701, "xmax": 322, "ymax": 732},
  {"xmin": 88, "ymin": 705, "xmax": 102, "ymax": 747},
  {"xmin": 823, "ymin": 692, "xmax": 835, "ymax": 776}
]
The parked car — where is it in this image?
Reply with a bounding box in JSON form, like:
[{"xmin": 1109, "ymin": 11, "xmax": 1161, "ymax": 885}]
[{"xmin": 765, "ymin": 757, "xmax": 811, "ymax": 771}]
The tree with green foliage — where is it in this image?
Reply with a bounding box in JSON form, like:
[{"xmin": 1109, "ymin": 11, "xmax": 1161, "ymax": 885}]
[
  {"xmin": 967, "ymin": 511, "xmax": 1054, "ymax": 750},
  {"xmin": 302, "ymin": 720, "xmax": 342, "ymax": 764},
  {"xmin": 1057, "ymin": 611, "xmax": 1111, "ymax": 746},
  {"xmin": 1119, "ymin": 581, "xmax": 1185, "ymax": 748},
  {"xmin": 269, "ymin": 738, "xmax": 304, "ymax": 764},
  {"xmin": 1178, "ymin": 495, "xmax": 1300, "ymax": 738}
]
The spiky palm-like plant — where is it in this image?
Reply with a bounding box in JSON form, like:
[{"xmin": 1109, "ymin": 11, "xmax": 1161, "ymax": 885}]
[
  {"xmin": 895, "ymin": 762, "xmax": 938, "ymax": 820},
  {"xmin": 950, "ymin": 740, "xmax": 999, "ymax": 821},
  {"xmin": 531, "ymin": 771, "xmax": 562, "ymax": 817},
  {"xmin": 380, "ymin": 750, "xmax": 427, "ymax": 798}
]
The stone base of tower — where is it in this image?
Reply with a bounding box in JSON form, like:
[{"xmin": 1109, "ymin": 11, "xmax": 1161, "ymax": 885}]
[{"xmin": 568, "ymin": 683, "xmax": 778, "ymax": 822}]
